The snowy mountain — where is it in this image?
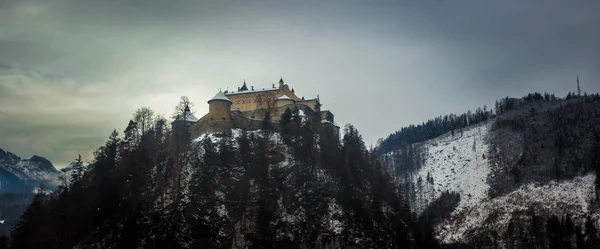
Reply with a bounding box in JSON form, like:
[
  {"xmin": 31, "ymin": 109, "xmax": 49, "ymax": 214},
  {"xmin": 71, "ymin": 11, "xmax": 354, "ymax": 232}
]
[
  {"xmin": 390, "ymin": 121, "xmax": 599, "ymax": 243},
  {"xmin": 0, "ymin": 148, "xmax": 61, "ymax": 193},
  {"xmin": 381, "ymin": 94, "xmax": 600, "ymax": 247},
  {"xmin": 8, "ymin": 121, "xmax": 431, "ymax": 248}
]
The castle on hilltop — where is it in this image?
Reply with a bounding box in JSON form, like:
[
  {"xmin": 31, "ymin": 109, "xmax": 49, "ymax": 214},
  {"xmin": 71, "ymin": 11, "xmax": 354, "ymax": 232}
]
[{"xmin": 173, "ymin": 78, "xmax": 338, "ymax": 138}]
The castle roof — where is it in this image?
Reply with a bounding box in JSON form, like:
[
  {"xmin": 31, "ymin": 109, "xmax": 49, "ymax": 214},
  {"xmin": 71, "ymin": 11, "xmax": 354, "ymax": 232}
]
[
  {"xmin": 279, "ymin": 78, "xmax": 284, "ymax": 84},
  {"xmin": 225, "ymin": 86, "xmax": 279, "ymax": 96},
  {"xmin": 176, "ymin": 111, "xmax": 198, "ymax": 122},
  {"xmin": 172, "ymin": 105, "xmax": 198, "ymax": 123},
  {"xmin": 208, "ymin": 90, "xmax": 232, "ymax": 103},
  {"xmin": 278, "ymin": 94, "xmax": 293, "ymax": 101}
]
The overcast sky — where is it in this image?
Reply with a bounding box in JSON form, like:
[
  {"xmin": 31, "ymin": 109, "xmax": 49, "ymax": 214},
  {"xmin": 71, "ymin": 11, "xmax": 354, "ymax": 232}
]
[{"xmin": 1, "ymin": 0, "xmax": 599, "ymax": 168}]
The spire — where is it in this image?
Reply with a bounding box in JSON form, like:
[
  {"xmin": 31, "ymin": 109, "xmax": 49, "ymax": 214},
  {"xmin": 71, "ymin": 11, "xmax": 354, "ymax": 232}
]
[
  {"xmin": 240, "ymin": 80, "xmax": 248, "ymax": 91},
  {"xmin": 291, "ymin": 88, "xmax": 295, "ymax": 93},
  {"xmin": 279, "ymin": 77, "xmax": 284, "ymax": 84},
  {"xmin": 184, "ymin": 104, "xmax": 190, "ymax": 112}
]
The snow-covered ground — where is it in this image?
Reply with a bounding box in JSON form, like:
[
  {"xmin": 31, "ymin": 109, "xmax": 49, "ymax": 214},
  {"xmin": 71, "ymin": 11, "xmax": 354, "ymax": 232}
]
[
  {"xmin": 437, "ymin": 174, "xmax": 596, "ymax": 243},
  {"xmin": 404, "ymin": 121, "xmax": 599, "ymax": 244},
  {"xmin": 412, "ymin": 122, "xmax": 491, "ymax": 214}
]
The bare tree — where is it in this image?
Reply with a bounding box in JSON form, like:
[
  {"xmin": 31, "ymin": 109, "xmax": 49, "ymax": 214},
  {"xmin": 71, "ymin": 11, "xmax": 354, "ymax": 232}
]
[
  {"xmin": 133, "ymin": 106, "xmax": 155, "ymax": 137},
  {"xmin": 172, "ymin": 96, "xmax": 195, "ymax": 120},
  {"xmin": 256, "ymin": 92, "xmax": 277, "ymax": 130}
]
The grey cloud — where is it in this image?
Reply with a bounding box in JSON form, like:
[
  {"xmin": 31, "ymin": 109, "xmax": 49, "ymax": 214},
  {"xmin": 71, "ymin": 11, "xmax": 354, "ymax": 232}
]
[
  {"xmin": 398, "ymin": 1, "xmax": 600, "ymax": 84},
  {"xmin": 0, "ymin": 0, "xmax": 599, "ymax": 165}
]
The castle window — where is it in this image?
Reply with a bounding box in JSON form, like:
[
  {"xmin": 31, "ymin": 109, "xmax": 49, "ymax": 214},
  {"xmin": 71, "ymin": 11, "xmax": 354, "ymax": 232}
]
[
  {"xmin": 236, "ymin": 101, "xmax": 240, "ymax": 104},
  {"xmin": 222, "ymin": 117, "xmax": 226, "ymax": 120},
  {"xmin": 211, "ymin": 117, "xmax": 214, "ymax": 120}
]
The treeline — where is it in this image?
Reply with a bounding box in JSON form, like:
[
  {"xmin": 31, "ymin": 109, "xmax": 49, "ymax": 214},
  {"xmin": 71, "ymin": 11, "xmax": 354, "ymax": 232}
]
[
  {"xmin": 378, "ymin": 104, "xmax": 495, "ymax": 156},
  {"xmin": 0, "ymin": 193, "xmax": 32, "ymax": 240},
  {"xmin": 417, "ymin": 191, "xmax": 460, "ymax": 237},
  {"xmin": 7, "ymin": 99, "xmax": 441, "ymax": 249},
  {"xmin": 379, "ymin": 91, "xmax": 600, "ymax": 198},
  {"xmin": 488, "ymin": 93, "xmax": 600, "ymax": 197},
  {"xmin": 467, "ymin": 212, "xmax": 600, "ymax": 249},
  {"xmin": 378, "ymin": 92, "xmax": 568, "ymax": 156}
]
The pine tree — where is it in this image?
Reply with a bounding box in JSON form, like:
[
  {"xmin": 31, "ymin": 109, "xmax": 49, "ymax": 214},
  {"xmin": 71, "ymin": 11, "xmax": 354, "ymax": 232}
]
[
  {"xmin": 576, "ymin": 225, "xmax": 585, "ymax": 249},
  {"xmin": 11, "ymin": 191, "xmax": 47, "ymax": 249},
  {"xmin": 585, "ymin": 216, "xmax": 598, "ymax": 249},
  {"xmin": 0, "ymin": 235, "xmax": 8, "ymax": 249},
  {"xmin": 123, "ymin": 120, "xmax": 138, "ymax": 151},
  {"xmin": 70, "ymin": 154, "xmax": 85, "ymax": 186},
  {"xmin": 280, "ymin": 107, "xmax": 293, "ymax": 139}
]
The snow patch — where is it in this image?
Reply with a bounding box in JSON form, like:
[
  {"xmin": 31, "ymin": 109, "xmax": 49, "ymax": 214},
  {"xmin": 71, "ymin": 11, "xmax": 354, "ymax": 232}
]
[
  {"xmin": 437, "ymin": 173, "xmax": 597, "ymax": 243},
  {"xmin": 412, "ymin": 122, "xmax": 492, "ymax": 214}
]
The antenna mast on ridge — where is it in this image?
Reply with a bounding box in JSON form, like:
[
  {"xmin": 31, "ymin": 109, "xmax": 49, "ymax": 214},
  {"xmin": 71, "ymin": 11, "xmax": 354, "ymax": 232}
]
[{"xmin": 577, "ymin": 74, "xmax": 581, "ymax": 96}]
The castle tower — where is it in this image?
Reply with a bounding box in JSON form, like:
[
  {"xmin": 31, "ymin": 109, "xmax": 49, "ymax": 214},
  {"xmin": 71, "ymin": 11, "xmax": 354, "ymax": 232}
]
[
  {"xmin": 278, "ymin": 78, "xmax": 285, "ymax": 88},
  {"xmin": 207, "ymin": 90, "xmax": 232, "ymax": 124}
]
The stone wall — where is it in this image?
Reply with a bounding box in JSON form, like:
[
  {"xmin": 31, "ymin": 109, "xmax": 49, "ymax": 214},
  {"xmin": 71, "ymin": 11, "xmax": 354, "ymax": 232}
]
[{"xmin": 225, "ymin": 83, "xmax": 302, "ymax": 112}]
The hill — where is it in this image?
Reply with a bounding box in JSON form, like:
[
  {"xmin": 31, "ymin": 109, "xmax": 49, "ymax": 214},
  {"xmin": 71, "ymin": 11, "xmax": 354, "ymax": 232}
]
[
  {"xmin": 7, "ymin": 108, "xmax": 440, "ymax": 249},
  {"xmin": 380, "ymin": 92, "xmax": 600, "ymax": 248}
]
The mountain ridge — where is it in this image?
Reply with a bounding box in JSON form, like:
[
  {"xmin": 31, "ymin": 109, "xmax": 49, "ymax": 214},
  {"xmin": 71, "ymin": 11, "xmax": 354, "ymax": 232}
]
[
  {"xmin": 380, "ymin": 92, "xmax": 600, "ymax": 247},
  {"xmin": 0, "ymin": 148, "xmax": 61, "ymax": 193}
]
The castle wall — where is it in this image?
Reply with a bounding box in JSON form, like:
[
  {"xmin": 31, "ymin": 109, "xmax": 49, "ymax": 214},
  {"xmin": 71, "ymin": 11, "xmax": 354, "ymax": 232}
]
[
  {"xmin": 225, "ymin": 83, "xmax": 301, "ymax": 112},
  {"xmin": 234, "ymin": 103, "xmax": 317, "ymax": 122},
  {"xmin": 192, "ymin": 108, "xmax": 338, "ymax": 139},
  {"xmin": 277, "ymin": 99, "xmax": 294, "ymax": 107},
  {"xmin": 191, "ymin": 82, "xmax": 336, "ymax": 138},
  {"xmin": 295, "ymin": 99, "xmax": 318, "ymax": 110},
  {"xmin": 320, "ymin": 110, "xmax": 335, "ymax": 123},
  {"xmin": 191, "ymin": 113, "xmax": 234, "ymax": 138}
]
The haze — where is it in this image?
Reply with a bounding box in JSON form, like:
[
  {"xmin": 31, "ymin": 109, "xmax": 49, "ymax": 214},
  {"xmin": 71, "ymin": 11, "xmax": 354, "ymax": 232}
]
[{"xmin": 0, "ymin": 0, "xmax": 598, "ymax": 167}]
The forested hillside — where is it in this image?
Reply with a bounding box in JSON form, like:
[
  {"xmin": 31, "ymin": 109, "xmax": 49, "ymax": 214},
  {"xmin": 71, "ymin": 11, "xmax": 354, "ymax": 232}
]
[
  {"xmin": 6, "ymin": 104, "xmax": 440, "ymax": 249},
  {"xmin": 380, "ymin": 92, "xmax": 600, "ymax": 248}
]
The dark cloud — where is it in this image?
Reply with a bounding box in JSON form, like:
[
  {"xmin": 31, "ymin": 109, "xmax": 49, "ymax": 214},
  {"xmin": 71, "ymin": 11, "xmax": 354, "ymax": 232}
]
[
  {"xmin": 399, "ymin": 1, "xmax": 600, "ymax": 83},
  {"xmin": 0, "ymin": 0, "xmax": 599, "ymax": 166}
]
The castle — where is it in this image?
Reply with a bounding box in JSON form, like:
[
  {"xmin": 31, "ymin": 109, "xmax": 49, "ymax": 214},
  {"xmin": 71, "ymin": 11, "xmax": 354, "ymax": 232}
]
[{"xmin": 173, "ymin": 78, "xmax": 338, "ymax": 138}]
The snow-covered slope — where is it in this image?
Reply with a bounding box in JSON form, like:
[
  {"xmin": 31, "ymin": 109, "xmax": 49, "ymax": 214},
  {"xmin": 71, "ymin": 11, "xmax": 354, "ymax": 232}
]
[
  {"xmin": 437, "ymin": 174, "xmax": 596, "ymax": 243},
  {"xmin": 402, "ymin": 121, "xmax": 599, "ymax": 243},
  {"xmin": 412, "ymin": 122, "xmax": 491, "ymax": 213},
  {"xmin": 0, "ymin": 148, "xmax": 61, "ymax": 192}
]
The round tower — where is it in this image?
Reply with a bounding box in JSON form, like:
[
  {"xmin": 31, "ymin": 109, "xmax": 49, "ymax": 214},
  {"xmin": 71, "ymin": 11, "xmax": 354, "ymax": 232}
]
[
  {"xmin": 207, "ymin": 90, "xmax": 232, "ymax": 122},
  {"xmin": 277, "ymin": 94, "xmax": 294, "ymax": 107}
]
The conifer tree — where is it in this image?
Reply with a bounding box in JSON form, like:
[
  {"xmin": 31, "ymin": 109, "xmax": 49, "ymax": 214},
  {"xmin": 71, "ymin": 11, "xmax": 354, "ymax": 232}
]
[
  {"xmin": 70, "ymin": 154, "xmax": 85, "ymax": 186},
  {"xmin": 0, "ymin": 235, "xmax": 8, "ymax": 249}
]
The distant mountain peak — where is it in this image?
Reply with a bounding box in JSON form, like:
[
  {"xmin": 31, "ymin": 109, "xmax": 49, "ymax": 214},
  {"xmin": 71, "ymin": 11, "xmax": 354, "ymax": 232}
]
[
  {"xmin": 25, "ymin": 155, "xmax": 58, "ymax": 173},
  {"xmin": 0, "ymin": 148, "xmax": 61, "ymax": 193},
  {"xmin": 0, "ymin": 148, "xmax": 21, "ymax": 165}
]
